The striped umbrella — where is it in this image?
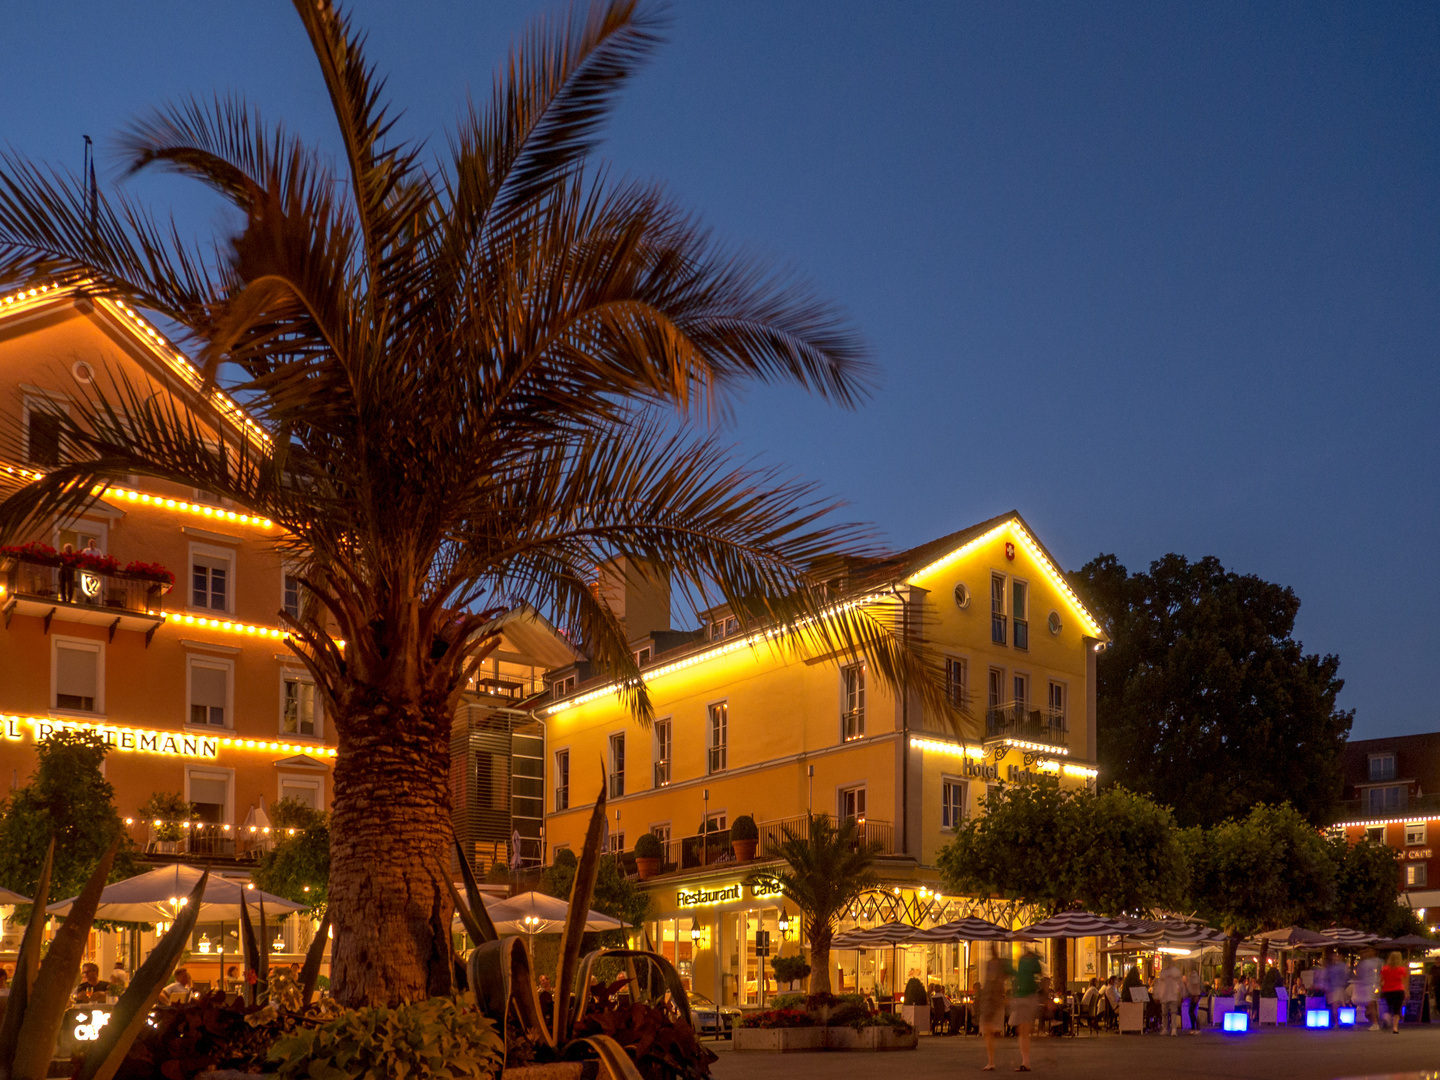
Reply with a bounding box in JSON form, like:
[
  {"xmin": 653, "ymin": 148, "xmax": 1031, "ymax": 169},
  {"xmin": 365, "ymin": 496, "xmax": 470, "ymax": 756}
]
[
  {"xmin": 911, "ymin": 916, "xmax": 1027, "ymax": 943},
  {"xmin": 1020, "ymin": 912, "xmax": 1141, "ymax": 938},
  {"xmin": 1320, "ymin": 927, "xmax": 1379, "ymax": 947},
  {"xmin": 1125, "ymin": 918, "xmax": 1226, "ymax": 945},
  {"xmin": 833, "ymin": 920, "xmax": 924, "ymax": 947},
  {"xmin": 1254, "ymin": 925, "xmax": 1330, "ymax": 949}
]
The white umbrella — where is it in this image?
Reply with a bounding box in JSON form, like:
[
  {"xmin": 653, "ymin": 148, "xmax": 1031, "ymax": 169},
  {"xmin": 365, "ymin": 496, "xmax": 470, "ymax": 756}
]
[
  {"xmin": 47, "ymin": 864, "xmax": 304, "ymax": 922},
  {"xmin": 242, "ymin": 797, "xmax": 274, "ymax": 849},
  {"xmin": 486, "ymin": 891, "xmax": 626, "ymax": 935},
  {"xmin": 0, "ymin": 886, "xmax": 31, "ymax": 904},
  {"xmin": 832, "ymin": 921, "xmax": 923, "ymax": 948},
  {"xmin": 911, "ymin": 916, "xmax": 1030, "ymax": 943}
]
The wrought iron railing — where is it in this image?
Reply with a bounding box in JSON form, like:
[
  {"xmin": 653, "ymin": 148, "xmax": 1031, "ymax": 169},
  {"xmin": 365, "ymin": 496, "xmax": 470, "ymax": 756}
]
[
  {"xmin": 4, "ymin": 557, "xmax": 167, "ymax": 616},
  {"xmin": 984, "ymin": 703, "xmax": 1067, "ymax": 747},
  {"xmin": 651, "ymin": 814, "xmax": 896, "ymax": 875}
]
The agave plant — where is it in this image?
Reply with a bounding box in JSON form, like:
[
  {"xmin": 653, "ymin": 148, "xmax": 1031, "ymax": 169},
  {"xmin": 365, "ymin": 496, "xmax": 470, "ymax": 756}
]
[
  {"xmin": 0, "ymin": 839, "xmax": 207, "ymax": 1080},
  {"xmin": 450, "ymin": 779, "xmax": 690, "ymax": 1080}
]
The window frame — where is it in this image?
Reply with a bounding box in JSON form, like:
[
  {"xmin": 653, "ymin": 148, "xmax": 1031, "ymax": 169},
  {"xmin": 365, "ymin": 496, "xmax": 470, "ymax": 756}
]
[
  {"xmin": 653, "ymin": 718, "xmax": 672, "ymax": 788},
  {"xmin": 51, "ymin": 634, "xmax": 104, "ymax": 716},
  {"xmin": 553, "ymin": 748, "xmax": 570, "ymax": 811},
  {"xmin": 1405, "ymin": 821, "xmax": 1426, "ymax": 847},
  {"xmin": 184, "ymin": 764, "xmax": 235, "ymax": 825},
  {"xmin": 990, "ymin": 573, "xmax": 1008, "ymax": 646},
  {"xmin": 1405, "ymin": 862, "xmax": 1427, "ymax": 888},
  {"xmin": 608, "ymin": 731, "xmax": 626, "ymax": 799},
  {"xmin": 1047, "ymin": 680, "xmax": 1067, "ymax": 726},
  {"xmin": 707, "ymin": 700, "xmax": 729, "ymax": 774},
  {"xmin": 1011, "ymin": 576, "xmax": 1029, "ymax": 650},
  {"xmin": 842, "ymin": 664, "xmax": 866, "ymax": 741},
  {"xmin": 838, "ymin": 783, "xmax": 867, "ymax": 824},
  {"xmin": 281, "ymin": 564, "xmax": 304, "ymax": 621},
  {"xmin": 187, "ymin": 542, "xmax": 235, "ymax": 615},
  {"xmin": 1369, "ymin": 753, "xmax": 1397, "ymax": 782},
  {"xmin": 941, "ymin": 776, "xmax": 967, "ymax": 830},
  {"xmin": 186, "ymin": 655, "xmax": 235, "ymax": 731},
  {"xmin": 23, "ymin": 391, "xmax": 69, "ymax": 467},
  {"xmin": 944, "ymin": 656, "xmax": 969, "ymax": 709},
  {"xmin": 277, "ymin": 774, "xmax": 323, "ymax": 810},
  {"xmin": 279, "ymin": 668, "xmax": 322, "ymax": 739},
  {"xmin": 1012, "ymin": 672, "xmax": 1030, "ymax": 711}
]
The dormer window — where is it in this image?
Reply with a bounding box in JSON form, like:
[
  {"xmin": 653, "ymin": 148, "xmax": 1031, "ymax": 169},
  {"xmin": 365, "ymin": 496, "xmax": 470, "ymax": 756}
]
[{"xmin": 1369, "ymin": 753, "xmax": 1396, "ymax": 781}]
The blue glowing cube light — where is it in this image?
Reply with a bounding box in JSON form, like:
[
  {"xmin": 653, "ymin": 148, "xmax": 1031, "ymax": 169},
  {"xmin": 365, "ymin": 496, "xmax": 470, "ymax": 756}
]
[
  {"xmin": 1338, "ymin": 1007, "xmax": 1356, "ymax": 1026},
  {"xmin": 1223, "ymin": 1012, "xmax": 1249, "ymax": 1032},
  {"xmin": 1305, "ymin": 1010, "xmax": 1331, "ymax": 1029}
]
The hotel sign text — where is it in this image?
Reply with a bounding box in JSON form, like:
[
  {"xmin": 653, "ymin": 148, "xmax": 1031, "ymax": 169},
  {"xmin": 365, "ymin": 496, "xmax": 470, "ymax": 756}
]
[
  {"xmin": 2, "ymin": 717, "xmax": 219, "ymax": 760},
  {"xmin": 677, "ymin": 881, "xmax": 783, "ymax": 908}
]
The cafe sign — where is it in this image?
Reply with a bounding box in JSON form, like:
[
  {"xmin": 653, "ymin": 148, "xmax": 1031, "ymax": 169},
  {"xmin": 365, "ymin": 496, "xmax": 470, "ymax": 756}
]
[
  {"xmin": 2, "ymin": 716, "xmax": 219, "ymax": 759},
  {"xmin": 677, "ymin": 880, "xmax": 783, "ymax": 908}
]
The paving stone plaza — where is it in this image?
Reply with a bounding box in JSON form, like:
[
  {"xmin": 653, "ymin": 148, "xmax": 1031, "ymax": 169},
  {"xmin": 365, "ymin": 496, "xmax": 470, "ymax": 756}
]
[{"xmin": 710, "ymin": 1026, "xmax": 1440, "ymax": 1080}]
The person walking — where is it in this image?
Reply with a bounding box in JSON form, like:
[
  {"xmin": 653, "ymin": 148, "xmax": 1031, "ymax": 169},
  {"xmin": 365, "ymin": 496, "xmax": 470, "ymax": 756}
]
[
  {"xmin": 1182, "ymin": 965, "xmax": 1203, "ymax": 1033},
  {"xmin": 977, "ymin": 946, "xmax": 1011, "ymax": 1072},
  {"xmin": 1356, "ymin": 948, "xmax": 1382, "ymax": 1030},
  {"xmin": 1009, "ymin": 946, "xmax": 1041, "ymax": 1071},
  {"xmin": 1155, "ymin": 958, "xmax": 1183, "ymax": 1036},
  {"xmin": 1380, "ymin": 952, "xmax": 1408, "ymax": 1034}
]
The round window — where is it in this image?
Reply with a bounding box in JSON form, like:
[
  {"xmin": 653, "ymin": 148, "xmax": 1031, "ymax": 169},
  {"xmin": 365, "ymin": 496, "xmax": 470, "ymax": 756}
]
[
  {"xmin": 1048, "ymin": 611, "xmax": 1062, "ymax": 635},
  {"xmin": 72, "ymin": 360, "xmax": 95, "ymax": 384},
  {"xmin": 953, "ymin": 582, "xmax": 970, "ymax": 609}
]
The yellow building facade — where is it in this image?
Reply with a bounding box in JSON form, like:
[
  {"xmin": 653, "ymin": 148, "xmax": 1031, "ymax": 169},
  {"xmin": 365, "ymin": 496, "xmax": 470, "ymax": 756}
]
[{"xmin": 542, "ymin": 513, "xmax": 1109, "ymax": 1006}]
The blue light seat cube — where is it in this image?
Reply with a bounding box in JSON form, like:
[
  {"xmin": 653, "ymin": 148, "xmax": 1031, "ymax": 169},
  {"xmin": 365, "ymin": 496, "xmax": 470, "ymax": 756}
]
[
  {"xmin": 1337, "ymin": 1007, "xmax": 1356, "ymax": 1026},
  {"xmin": 1223, "ymin": 1012, "xmax": 1249, "ymax": 1032},
  {"xmin": 1305, "ymin": 1009, "xmax": 1331, "ymax": 1028}
]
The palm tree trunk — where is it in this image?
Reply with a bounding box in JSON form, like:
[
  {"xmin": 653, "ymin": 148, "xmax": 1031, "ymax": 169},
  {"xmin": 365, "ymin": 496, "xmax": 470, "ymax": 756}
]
[
  {"xmin": 328, "ymin": 696, "xmax": 455, "ymax": 1006},
  {"xmin": 808, "ymin": 923, "xmax": 833, "ymax": 995}
]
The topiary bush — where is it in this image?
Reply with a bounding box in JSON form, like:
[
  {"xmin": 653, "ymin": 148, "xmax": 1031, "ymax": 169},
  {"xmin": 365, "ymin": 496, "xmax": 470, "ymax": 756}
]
[
  {"xmin": 268, "ymin": 997, "xmax": 503, "ymax": 1080},
  {"xmin": 771, "ymin": 954, "xmax": 811, "ymax": 985},
  {"xmin": 730, "ymin": 815, "xmax": 759, "ymax": 842},
  {"xmin": 903, "ymin": 977, "xmax": 928, "ymax": 1005},
  {"xmin": 633, "ymin": 832, "xmax": 663, "ymax": 860}
]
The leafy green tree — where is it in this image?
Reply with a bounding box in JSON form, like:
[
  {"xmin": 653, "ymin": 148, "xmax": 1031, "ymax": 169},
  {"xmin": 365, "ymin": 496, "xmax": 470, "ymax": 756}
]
[
  {"xmin": 0, "ymin": 0, "xmax": 939, "ymax": 1006},
  {"xmin": 1327, "ymin": 835, "xmax": 1421, "ymax": 938},
  {"xmin": 1072, "ymin": 553, "xmax": 1352, "ymax": 827},
  {"xmin": 749, "ymin": 813, "xmax": 879, "ymax": 994},
  {"xmin": 138, "ymin": 791, "xmax": 196, "ymax": 843},
  {"xmin": 936, "ymin": 780, "xmax": 1187, "ymax": 989},
  {"xmin": 540, "ymin": 852, "xmax": 650, "ymax": 934},
  {"xmin": 0, "ymin": 730, "xmax": 136, "ymax": 908},
  {"xmin": 252, "ymin": 798, "xmax": 330, "ymax": 912},
  {"xmin": 1182, "ymin": 803, "xmax": 1336, "ymax": 977}
]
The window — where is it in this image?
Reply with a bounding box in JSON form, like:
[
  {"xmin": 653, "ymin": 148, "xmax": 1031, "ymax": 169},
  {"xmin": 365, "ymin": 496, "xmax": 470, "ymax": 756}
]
[
  {"xmin": 710, "ymin": 616, "xmax": 740, "ymax": 641},
  {"xmin": 1406, "ymin": 863, "xmax": 1427, "ymax": 888},
  {"xmin": 191, "ymin": 554, "xmax": 230, "ymax": 612},
  {"xmin": 186, "ymin": 769, "xmax": 231, "ymax": 824},
  {"xmin": 608, "ymin": 733, "xmax": 625, "ymax": 799},
  {"xmin": 283, "ymin": 573, "xmax": 302, "ymax": 619},
  {"xmin": 990, "ymin": 574, "xmax": 1007, "ymax": 645},
  {"xmin": 1012, "ymin": 673, "xmax": 1029, "ymax": 711},
  {"xmin": 839, "ymin": 785, "xmax": 866, "ymax": 823},
  {"xmin": 942, "ymin": 778, "xmax": 967, "ymax": 829},
  {"xmin": 279, "ymin": 776, "xmax": 321, "ymax": 809},
  {"xmin": 1367, "ymin": 785, "xmax": 1407, "ymax": 814},
  {"xmin": 26, "ymin": 411, "xmax": 62, "ymax": 466},
  {"xmin": 1048, "ymin": 681, "xmax": 1066, "ymax": 725},
  {"xmin": 1011, "ymin": 579, "xmax": 1028, "ymax": 650},
  {"xmin": 188, "ymin": 660, "xmax": 231, "ymax": 727},
  {"xmin": 608, "ymin": 830, "xmax": 626, "ymax": 854},
  {"xmin": 1366, "ymin": 826, "xmax": 1385, "ymax": 845},
  {"xmin": 282, "ymin": 675, "xmax": 317, "ymax": 736},
  {"xmin": 707, "ymin": 702, "xmax": 728, "ymax": 773},
  {"xmin": 651, "ymin": 823, "xmax": 671, "ymax": 847},
  {"xmin": 987, "ymin": 668, "xmax": 1003, "ymax": 711},
  {"xmin": 634, "ymin": 646, "xmax": 652, "ymax": 666},
  {"xmin": 653, "ymin": 719, "xmax": 672, "ymax": 787},
  {"xmin": 54, "ymin": 639, "xmax": 101, "ymax": 713},
  {"xmin": 1406, "ymin": 822, "xmax": 1427, "ymax": 847},
  {"xmin": 1370, "ymin": 754, "xmax": 1397, "ymax": 781},
  {"xmin": 842, "ymin": 665, "xmax": 865, "ymax": 740},
  {"xmin": 945, "ymin": 657, "xmax": 969, "ymax": 708},
  {"xmin": 552, "ymin": 674, "xmax": 576, "ymax": 701},
  {"xmin": 554, "ymin": 750, "xmax": 570, "ymax": 811}
]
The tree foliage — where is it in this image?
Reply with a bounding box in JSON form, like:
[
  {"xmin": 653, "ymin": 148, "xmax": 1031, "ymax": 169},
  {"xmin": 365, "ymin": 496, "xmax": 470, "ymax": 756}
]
[
  {"xmin": 0, "ymin": 731, "xmax": 136, "ymax": 907},
  {"xmin": 1328, "ymin": 835, "xmax": 1422, "ymax": 938},
  {"xmin": 935, "ymin": 780, "xmax": 1188, "ymax": 918},
  {"xmin": 540, "ymin": 853, "xmax": 650, "ymax": 932},
  {"xmin": 1072, "ymin": 553, "xmax": 1352, "ymax": 827},
  {"xmin": 251, "ymin": 798, "xmax": 330, "ymax": 912}
]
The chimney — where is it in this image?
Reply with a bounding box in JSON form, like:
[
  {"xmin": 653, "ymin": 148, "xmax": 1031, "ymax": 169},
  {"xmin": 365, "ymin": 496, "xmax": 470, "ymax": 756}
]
[{"xmin": 597, "ymin": 557, "xmax": 671, "ymax": 642}]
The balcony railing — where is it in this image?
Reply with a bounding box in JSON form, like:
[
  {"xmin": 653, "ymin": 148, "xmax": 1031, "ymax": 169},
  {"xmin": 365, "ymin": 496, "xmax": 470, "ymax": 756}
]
[
  {"xmin": 984, "ymin": 703, "xmax": 1067, "ymax": 748},
  {"xmin": 650, "ymin": 813, "xmax": 896, "ymax": 876},
  {"xmin": 2, "ymin": 554, "xmax": 167, "ymax": 637}
]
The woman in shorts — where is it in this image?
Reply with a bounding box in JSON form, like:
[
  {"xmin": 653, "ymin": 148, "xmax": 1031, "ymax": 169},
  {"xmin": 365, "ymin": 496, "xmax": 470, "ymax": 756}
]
[{"xmin": 1379, "ymin": 952, "xmax": 1408, "ymax": 1033}]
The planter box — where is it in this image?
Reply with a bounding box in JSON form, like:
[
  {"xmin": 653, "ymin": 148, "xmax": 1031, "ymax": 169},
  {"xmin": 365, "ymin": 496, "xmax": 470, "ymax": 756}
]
[
  {"xmin": 899, "ymin": 1004, "xmax": 927, "ymax": 1032},
  {"xmin": 826, "ymin": 1026, "xmax": 863, "ymax": 1050},
  {"xmin": 866, "ymin": 1025, "xmax": 918, "ymax": 1050},
  {"xmin": 734, "ymin": 1026, "xmax": 826, "ymax": 1052}
]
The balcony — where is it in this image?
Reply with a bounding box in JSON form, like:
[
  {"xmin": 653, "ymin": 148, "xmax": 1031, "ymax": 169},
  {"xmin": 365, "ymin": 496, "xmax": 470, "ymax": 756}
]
[
  {"xmin": 2, "ymin": 551, "xmax": 168, "ymax": 641},
  {"xmin": 984, "ymin": 703, "xmax": 1067, "ymax": 748},
  {"xmin": 649, "ymin": 813, "xmax": 897, "ymax": 876}
]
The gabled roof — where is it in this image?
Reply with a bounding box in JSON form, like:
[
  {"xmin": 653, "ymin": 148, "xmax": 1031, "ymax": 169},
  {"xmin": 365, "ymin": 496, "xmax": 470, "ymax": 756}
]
[{"xmin": 0, "ymin": 280, "xmax": 271, "ymax": 452}]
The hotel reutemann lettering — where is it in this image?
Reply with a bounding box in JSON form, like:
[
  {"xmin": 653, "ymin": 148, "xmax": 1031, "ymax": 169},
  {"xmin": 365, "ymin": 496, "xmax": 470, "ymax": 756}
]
[
  {"xmin": 1, "ymin": 716, "xmax": 219, "ymax": 759},
  {"xmin": 677, "ymin": 881, "xmax": 783, "ymax": 908}
]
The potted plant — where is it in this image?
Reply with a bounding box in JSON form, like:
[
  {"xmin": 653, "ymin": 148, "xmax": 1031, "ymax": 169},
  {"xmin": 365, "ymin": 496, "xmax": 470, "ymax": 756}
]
[
  {"xmin": 772, "ymin": 954, "xmax": 811, "ymax": 990},
  {"xmin": 900, "ymin": 977, "xmax": 928, "ymax": 1034},
  {"xmin": 633, "ymin": 831, "xmax": 663, "ymax": 879},
  {"xmin": 731, "ymin": 814, "xmax": 759, "ymax": 861}
]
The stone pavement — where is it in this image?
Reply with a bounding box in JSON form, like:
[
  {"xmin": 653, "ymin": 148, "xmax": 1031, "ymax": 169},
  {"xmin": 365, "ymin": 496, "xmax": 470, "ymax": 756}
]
[{"xmin": 708, "ymin": 1026, "xmax": 1440, "ymax": 1080}]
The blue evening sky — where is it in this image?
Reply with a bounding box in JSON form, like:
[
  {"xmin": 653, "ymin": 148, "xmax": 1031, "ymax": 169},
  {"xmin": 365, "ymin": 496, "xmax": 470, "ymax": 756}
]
[{"xmin": 2, "ymin": 3, "xmax": 1436, "ymax": 737}]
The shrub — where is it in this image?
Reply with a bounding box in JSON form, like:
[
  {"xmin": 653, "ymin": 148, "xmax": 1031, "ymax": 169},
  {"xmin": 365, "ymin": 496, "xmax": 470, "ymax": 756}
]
[
  {"xmin": 553, "ymin": 847, "xmax": 578, "ymax": 868},
  {"xmin": 770, "ymin": 993, "xmax": 806, "ymax": 1010},
  {"xmin": 633, "ymin": 832, "xmax": 663, "ymax": 859},
  {"xmin": 771, "ymin": 954, "xmax": 811, "ymax": 985},
  {"xmin": 825, "ymin": 1002, "xmax": 870, "ymax": 1029},
  {"xmin": 739, "ymin": 1008, "xmax": 814, "ymax": 1029},
  {"xmin": 730, "ymin": 815, "xmax": 759, "ymax": 841},
  {"xmin": 903, "ymin": 977, "xmax": 928, "ymax": 1006},
  {"xmin": 269, "ymin": 997, "xmax": 503, "ymax": 1080}
]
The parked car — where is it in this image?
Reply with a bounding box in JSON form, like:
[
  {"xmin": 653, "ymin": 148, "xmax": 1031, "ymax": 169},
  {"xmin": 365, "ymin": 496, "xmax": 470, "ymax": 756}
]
[{"xmin": 688, "ymin": 991, "xmax": 741, "ymax": 1038}]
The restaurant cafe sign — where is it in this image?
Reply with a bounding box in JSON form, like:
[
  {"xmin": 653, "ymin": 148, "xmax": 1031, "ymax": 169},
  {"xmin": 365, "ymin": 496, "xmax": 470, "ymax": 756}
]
[
  {"xmin": 676, "ymin": 880, "xmax": 784, "ymax": 908},
  {"xmin": 1, "ymin": 716, "xmax": 219, "ymax": 759}
]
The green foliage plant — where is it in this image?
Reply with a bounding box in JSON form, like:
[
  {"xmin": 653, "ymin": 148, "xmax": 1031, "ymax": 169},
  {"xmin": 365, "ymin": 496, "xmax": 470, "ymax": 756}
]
[
  {"xmin": 729, "ymin": 815, "xmax": 758, "ymax": 842},
  {"xmin": 902, "ymin": 977, "xmax": 927, "ymax": 1006},
  {"xmin": 137, "ymin": 792, "xmax": 196, "ymax": 843},
  {"xmin": 746, "ymin": 814, "xmax": 879, "ymax": 994},
  {"xmin": 632, "ymin": 831, "xmax": 663, "ymax": 860},
  {"xmin": 1328, "ymin": 835, "xmax": 1417, "ymax": 937},
  {"xmin": 268, "ymin": 997, "xmax": 503, "ymax": 1080},
  {"xmin": 738, "ymin": 1008, "xmax": 815, "ymax": 1029},
  {"xmin": 0, "ymin": 731, "xmax": 136, "ymax": 909},
  {"xmin": 770, "ymin": 955, "xmax": 811, "ymax": 986},
  {"xmin": 253, "ymin": 804, "xmax": 330, "ymax": 913}
]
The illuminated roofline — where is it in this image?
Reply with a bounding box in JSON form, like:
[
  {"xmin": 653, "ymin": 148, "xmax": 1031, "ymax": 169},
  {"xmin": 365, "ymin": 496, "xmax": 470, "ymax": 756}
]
[
  {"xmin": 1332, "ymin": 816, "xmax": 1440, "ymax": 829},
  {"xmin": 2, "ymin": 712, "xmax": 336, "ymax": 757},
  {"xmin": 907, "ymin": 518, "xmax": 1106, "ymax": 640},
  {"xmin": 908, "ymin": 734, "xmax": 1095, "ymax": 776}
]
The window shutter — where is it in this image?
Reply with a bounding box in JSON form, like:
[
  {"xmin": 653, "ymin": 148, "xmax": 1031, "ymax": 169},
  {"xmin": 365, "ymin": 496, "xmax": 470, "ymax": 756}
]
[
  {"xmin": 56, "ymin": 646, "xmax": 98, "ymax": 698},
  {"xmin": 192, "ymin": 665, "xmax": 227, "ymax": 708},
  {"xmin": 189, "ymin": 776, "xmax": 228, "ymax": 806}
]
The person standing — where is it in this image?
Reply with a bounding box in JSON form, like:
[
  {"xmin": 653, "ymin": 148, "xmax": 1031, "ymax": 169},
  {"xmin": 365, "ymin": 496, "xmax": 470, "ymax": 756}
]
[
  {"xmin": 976, "ymin": 946, "xmax": 1010, "ymax": 1072},
  {"xmin": 1356, "ymin": 948, "xmax": 1382, "ymax": 1030},
  {"xmin": 58, "ymin": 542, "xmax": 75, "ymax": 602},
  {"xmin": 1009, "ymin": 946, "xmax": 1041, "ymax": 1071},
  {"xmin": 1182, "ymin": 965, "xmax": 1203, "ymax": 1033},
  {"xmin": 1379, "ymin": 952, "xmax": 1408, "ymax": 1034},
  {"xmin": 1155, "ymin": 959, "xmax": 1183, "ymax": 1036}
]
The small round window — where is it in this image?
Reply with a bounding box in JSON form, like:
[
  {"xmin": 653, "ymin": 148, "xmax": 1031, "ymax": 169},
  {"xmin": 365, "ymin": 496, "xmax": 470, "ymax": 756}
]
[
  {"xmin": 1048, "ymin": 611, "xmax": 1062, "ymax": 635},
  {"xmin": 953, "ymin": 582, "xmax": 971, "ymax": 609},
  {"xmin": 72, "ymin": 360, "xmax": 95, "ymax": 385}
]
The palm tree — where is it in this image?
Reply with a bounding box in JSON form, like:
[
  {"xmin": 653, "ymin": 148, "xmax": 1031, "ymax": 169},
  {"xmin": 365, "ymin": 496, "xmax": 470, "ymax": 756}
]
[
  {"xmin": 0, "ymin": 1, "xmax": 943, "ymax": 1006},
  {"xmin": 755, "ymin": 814, "xmax": 880, "ymax": 994}
]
